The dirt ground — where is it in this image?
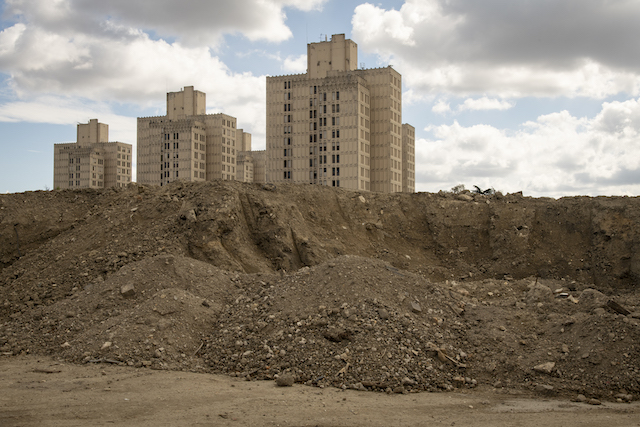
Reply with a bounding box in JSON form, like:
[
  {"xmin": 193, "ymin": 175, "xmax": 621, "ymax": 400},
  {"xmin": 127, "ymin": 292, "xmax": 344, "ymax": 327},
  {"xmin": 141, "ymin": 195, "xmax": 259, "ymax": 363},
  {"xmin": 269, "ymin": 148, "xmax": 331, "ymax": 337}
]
[
  {"xmin": 1, "ymin": 181, "xmax": 639, "ymax": 423},
  {"xmin": 2, "ymin": 355, "xmax": 639, "ymax": 427}
]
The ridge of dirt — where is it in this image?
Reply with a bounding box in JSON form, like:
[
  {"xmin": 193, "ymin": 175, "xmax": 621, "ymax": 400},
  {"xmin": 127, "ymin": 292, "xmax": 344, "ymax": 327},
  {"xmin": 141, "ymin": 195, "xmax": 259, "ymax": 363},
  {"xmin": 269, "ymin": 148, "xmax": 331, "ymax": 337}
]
[{"xmin": 1, "ymin": 181, "xmax": 639, "ymax": 402}]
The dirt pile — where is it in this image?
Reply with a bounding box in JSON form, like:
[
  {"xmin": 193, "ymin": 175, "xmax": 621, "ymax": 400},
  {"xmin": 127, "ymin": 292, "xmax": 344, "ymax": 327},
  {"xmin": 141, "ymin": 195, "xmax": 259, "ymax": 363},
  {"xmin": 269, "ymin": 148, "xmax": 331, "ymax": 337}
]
[{"xmin": 0, "ymin": 181, "xmax": 639, "ymax": 401}]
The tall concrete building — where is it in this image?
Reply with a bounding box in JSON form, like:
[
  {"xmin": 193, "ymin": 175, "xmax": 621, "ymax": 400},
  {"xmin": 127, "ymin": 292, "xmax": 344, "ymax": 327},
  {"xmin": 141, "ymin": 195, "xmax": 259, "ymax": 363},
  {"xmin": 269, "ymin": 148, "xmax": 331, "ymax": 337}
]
[
  {"xmin": 53, "ymin": 119, "xmax": 132, "ymax": 189},
  {"xmin": 137, "ymin": 86, "xmax": 250, "ymax": 186},
  {"xmin": 266, "ymin": 34, "xmax": 415, "ymax": 193},
  {"xmin": 402, "ymin": 124, "xmax": 416, "ymax": 193}
]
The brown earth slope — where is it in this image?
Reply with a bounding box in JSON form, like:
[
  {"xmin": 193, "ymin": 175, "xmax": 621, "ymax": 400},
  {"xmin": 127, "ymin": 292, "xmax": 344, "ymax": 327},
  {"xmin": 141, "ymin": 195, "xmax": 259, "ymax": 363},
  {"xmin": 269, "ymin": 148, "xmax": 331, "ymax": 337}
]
[{"xmin": 0, "ymin": 181, "xmax": 638, "ymax": 401}]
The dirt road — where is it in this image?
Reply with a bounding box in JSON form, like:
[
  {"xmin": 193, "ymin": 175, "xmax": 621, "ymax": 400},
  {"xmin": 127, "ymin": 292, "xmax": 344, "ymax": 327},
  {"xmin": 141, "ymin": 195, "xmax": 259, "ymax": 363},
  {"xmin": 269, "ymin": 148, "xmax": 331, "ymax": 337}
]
[{"xmin": 2, "ymin": 355, "xmax": 639, "ymax": 427}]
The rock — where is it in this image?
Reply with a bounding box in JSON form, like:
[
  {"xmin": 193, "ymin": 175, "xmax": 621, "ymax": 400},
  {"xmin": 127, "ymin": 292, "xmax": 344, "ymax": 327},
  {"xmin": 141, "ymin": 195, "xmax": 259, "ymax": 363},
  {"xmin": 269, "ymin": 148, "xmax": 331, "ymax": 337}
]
[
  {"xmin": 60, "ymin": 342, "xmax": 71, "ymax": 348},
  {"xmin": 101, "ymin": 341, "xmax": 112, "ymax": 350},
  {"xmin": 587, "ymin": 398, "xmax": 602, "ymax": 405},
  {"xmin": 452, "ymin": 376, "xmax": 466, "ymax": 388},
  {"xmin": 579, "ymin": 288, "xmax": 608, "ymax": 312},
  {"xmin": 276, "ymin": 373, "xmax": 294, "ymax": 387},
  {"xmin": 410, "ymin": 301, "xmax": 422, "ymax": 313},
  {"xmin": 180, "ymin": 209, "xmax": 197, "ymax": 221},
  {"xmin": 378, "ymin": 308, "xmax": 389, "ymax": 320},
  {"xmin": 120, "ymin": 283, "xmax": 135, "ymax": 298},
  {"xmin": 323, "ymin": 327, "xmax": 351, "ymax": 343},
  {"xmin": 456, "ymin": 194, "xmax": 473, "ymax": 202},
  {"xmin": 526, "ymin": 283, "xmax": 553, "ymax": 304},
  {"xmin": 401, "ymin": 377, "xmax": 417, "ymax": 387},
  {"xmin": 614, "ymin": 393, "xmax": 633, "ymax": 402},
  {"xmin": 572, "ymin": 394, "xmax": 587, "ymax": 403},
  {"xmin": 533, "ymin": 362, "xmax": 555, "ymax": 374},
  {"xmin": 535, "ymin": 384, "xmax": 555, "ymax": 395}
]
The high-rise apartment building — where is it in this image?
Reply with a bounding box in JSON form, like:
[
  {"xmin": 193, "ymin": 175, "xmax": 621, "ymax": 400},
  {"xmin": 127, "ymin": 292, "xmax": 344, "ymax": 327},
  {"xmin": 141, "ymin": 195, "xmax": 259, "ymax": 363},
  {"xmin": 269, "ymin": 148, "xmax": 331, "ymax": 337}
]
[
  {"xmin": 266, "ymin": 34, "xmax": 415, "ymax": 193},
  {"xmin": 137, "ymin": 86, "xmax": 250, "ymax": 186},
  {"xmin": 53, "ymin": 119, "xmax": 132, "ymax": 189},
  {"xmin": 402, "ymin": 124, "xmax": 416, "ymax": 193}
]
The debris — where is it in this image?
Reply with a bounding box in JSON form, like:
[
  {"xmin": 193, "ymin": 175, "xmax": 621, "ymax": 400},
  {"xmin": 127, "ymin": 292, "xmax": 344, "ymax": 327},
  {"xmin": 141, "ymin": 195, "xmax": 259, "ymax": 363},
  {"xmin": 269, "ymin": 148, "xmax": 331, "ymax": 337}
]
[
  {"xmin": 276, "ymin": 373, "xmax": 295, "ymax": 387},
  {"xmin": 120, "ymin": 283, "xmax": 135, "ymax": 298},
  {"xmin": 533, "ymin": 362, "xmax": 555, "ymax": 375},
  {"xmin": 607, "ymin": 300, "xmax": 631, "ymax": 316}
]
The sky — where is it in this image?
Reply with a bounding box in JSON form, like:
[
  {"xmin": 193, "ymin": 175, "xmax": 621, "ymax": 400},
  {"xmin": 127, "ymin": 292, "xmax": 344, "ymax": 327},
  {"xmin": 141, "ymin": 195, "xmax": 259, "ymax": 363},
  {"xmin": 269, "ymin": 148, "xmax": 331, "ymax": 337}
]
[{"xmin": 1, "ymin": 0, "xmax": 640, "ymax": 197}]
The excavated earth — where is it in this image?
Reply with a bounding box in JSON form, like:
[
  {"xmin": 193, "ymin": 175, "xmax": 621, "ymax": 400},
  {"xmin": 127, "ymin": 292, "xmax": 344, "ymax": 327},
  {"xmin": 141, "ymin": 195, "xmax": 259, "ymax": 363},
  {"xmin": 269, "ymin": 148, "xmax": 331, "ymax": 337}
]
[{"xmin": 1, "ymin": 181, "xmax": 639, "ymax": 402}]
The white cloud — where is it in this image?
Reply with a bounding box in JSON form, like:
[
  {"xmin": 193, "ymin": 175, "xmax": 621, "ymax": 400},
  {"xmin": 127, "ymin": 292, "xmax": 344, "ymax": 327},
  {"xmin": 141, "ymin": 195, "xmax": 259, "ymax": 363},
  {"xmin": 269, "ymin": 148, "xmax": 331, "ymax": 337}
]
[
  {"xmin": 353, "ymin": 0, "xmax": 640, "ymax": 99},
  {"xmin": 416, "ymin": 98, "xmax": 640, "ymax": 197},
  {"xmin": 283, "ymin": 54, "xmax": 307, "ymax": 74},
  {"xmin": 458, "ymin": 97, "xmax": 514, "ymax": 112},
  {"xmin": 0, "ymin": 2, "xmax": 270, "ymax": 149},
  {"xmin": 431, "ymin": 99, "xmax": 450, "ymax": 114},
  {"xmin": 5, "ymin": 0, "xmax": 329, "ymax": 46}
]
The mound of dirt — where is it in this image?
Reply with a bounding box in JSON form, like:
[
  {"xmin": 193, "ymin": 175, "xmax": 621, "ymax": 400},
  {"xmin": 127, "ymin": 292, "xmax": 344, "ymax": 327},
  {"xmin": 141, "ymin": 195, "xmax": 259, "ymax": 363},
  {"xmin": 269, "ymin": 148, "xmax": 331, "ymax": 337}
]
[{"xmin": 1, "ymin": 181, "xmax": 639, "ymax": 401}]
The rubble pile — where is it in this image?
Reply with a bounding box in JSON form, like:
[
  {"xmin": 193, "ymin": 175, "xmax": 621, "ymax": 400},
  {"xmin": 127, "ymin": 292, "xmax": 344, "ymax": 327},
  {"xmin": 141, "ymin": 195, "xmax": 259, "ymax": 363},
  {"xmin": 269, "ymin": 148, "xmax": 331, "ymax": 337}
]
[{"xmin": 1, "ymin": 181, "xmax": 639, "ymax": 401}]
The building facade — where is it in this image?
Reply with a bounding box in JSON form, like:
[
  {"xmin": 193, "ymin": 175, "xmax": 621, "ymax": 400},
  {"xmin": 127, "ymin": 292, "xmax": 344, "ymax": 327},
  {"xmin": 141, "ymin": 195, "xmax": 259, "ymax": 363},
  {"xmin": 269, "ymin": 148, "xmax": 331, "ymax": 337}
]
[
  {"xmin": 402, "ymin": 124, "xmax": 416, "ymax": 193},
  {"xmin": 266, "ymin": 34, "xmax": 415, "ymax": 193},
  {"xmin": 137, "ymin": 86, "xmax": 251, "ymax": 186},
  {"xmin": 53, "ymin": 119, "xmax": 132, "ymax": 189}
]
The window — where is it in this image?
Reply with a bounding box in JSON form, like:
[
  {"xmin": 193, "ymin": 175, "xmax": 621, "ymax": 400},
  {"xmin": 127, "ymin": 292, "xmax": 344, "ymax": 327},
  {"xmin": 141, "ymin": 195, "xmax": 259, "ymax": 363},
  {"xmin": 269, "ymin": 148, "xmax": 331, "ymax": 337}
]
[
  {"xmin": 336, "ymin": 104, "xmax": 340, "ymax": 113},
  {"xmin": 336, "ymin": 91, "xmax": 340, "ymax": 100}
]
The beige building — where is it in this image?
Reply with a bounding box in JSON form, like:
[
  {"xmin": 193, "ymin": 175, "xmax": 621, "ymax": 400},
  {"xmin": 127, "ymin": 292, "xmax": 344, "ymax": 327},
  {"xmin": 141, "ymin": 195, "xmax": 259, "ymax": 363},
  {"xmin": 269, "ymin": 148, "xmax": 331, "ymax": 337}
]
[
  {"xmin": 53, "ymin": 119, "xmax": 132, "ymax": 189},
  {"xmin": 266, "ymin": 34, "xmax": 415, "ymax": 193},
  {"xmin": 402, "ymin": 124, "xmax": 416, "ymax": 193},
  {"xmin": 137, "ymin": 86, "xmax": 251, "ymax": 186}
]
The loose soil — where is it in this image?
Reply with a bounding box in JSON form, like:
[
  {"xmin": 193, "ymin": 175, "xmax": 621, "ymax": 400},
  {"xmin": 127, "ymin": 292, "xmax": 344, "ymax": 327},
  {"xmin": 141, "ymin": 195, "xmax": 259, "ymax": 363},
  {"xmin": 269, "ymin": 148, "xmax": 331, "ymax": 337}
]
[{"xmin": 1, "ymin": 181, "xmax": 639, "ymax": 424}]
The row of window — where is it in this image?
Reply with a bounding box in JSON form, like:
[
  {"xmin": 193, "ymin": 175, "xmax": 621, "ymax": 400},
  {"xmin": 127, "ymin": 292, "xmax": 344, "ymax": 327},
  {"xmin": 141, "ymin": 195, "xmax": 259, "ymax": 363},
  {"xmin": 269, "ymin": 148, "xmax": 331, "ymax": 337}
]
[
  {"xmin": 309, "ymin": 87, "xmax": 340, "ymax": 101},
  {"xmin": 308, "ymin": 130, "xmax": 342, "ymax": 142},
  {"xmin": 308, "ymin": 102, "xmax": 340, "ymax": 113},
  {"xmin": 317, "ymin": 154, "xmax": 340, "ymax": 164},
  {"xmin": 161, "ymin": 153, "xmax": 179, "ymax": 161},
  {"xmin": 307, "ymin": 115, "xmax": 341, "ymax": 126}
]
